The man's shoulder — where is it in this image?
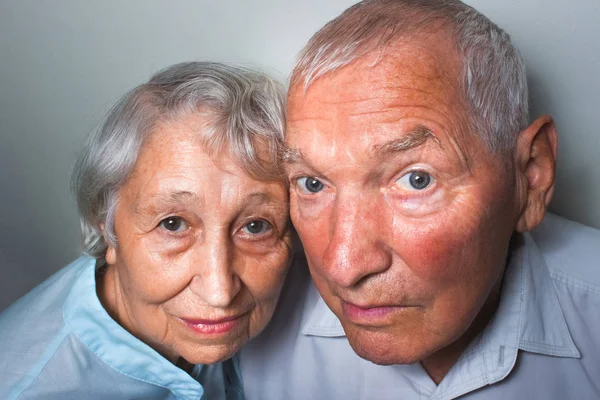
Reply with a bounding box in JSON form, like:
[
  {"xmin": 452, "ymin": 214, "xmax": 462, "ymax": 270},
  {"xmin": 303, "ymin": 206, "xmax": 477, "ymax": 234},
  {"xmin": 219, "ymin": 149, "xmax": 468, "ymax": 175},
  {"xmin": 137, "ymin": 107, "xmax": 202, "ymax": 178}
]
[{"xmin": 531, "ymin": 213, "xmax": 600, "ymax": 290}]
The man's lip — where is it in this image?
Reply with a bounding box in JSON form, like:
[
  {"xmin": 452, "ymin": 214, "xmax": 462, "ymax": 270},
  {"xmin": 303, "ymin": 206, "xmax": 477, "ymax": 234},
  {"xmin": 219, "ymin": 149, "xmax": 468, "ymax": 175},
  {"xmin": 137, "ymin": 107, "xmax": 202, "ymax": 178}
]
[{"xmin": 341, "ymin": 300, "xmax": 418, "ymax": 323}]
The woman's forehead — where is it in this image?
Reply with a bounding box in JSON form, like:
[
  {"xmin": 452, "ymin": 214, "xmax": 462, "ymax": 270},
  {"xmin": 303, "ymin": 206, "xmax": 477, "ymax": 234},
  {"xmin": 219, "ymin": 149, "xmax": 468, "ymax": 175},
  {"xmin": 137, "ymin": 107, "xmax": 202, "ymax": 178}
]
[{"xmin": 119, "ymin": 115, "xmax": 287, "ymax": 211}]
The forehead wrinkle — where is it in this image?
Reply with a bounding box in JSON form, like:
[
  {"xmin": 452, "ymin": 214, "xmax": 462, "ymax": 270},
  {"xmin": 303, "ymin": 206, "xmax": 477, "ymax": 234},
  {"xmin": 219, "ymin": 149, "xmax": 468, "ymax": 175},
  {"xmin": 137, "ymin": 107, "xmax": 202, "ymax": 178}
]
[
  {"xmin": 134, "ymin": 190, "xmax": 202, "ymax": 216},
  {"xmin": 281, "ymin": 144, "xmax": 337, "ymax": 182},
  {"xmin": 312, "ymin": 84, "xmax": 447, "ymax": 113}
]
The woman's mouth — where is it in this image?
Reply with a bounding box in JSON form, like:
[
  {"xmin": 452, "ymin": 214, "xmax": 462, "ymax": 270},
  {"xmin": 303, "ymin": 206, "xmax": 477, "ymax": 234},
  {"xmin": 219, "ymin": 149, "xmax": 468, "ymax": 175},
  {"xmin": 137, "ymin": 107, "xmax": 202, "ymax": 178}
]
[{"xmin": 179, "ymin": 315, "xmax": 243, "ymax": 335}]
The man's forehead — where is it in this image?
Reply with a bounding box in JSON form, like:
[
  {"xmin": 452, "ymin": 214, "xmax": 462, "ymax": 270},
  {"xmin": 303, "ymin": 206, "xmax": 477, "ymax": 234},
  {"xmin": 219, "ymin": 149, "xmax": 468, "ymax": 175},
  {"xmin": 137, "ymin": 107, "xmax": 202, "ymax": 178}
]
[
  {"xmin": 288, "ymin": 36, "xmax": 462, "ymax": 112},
  {"xmin": 284, "ymin": 38, "xmax": 477, "ymax": 170}
]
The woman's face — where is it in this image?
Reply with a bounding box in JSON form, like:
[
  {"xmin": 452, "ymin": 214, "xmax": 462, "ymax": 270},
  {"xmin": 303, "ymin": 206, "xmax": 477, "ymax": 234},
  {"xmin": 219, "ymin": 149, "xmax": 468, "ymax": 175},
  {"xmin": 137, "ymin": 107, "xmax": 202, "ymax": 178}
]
[{"xmin": 100, "ymin": 113, "xmax": 292, "ymax": 365}]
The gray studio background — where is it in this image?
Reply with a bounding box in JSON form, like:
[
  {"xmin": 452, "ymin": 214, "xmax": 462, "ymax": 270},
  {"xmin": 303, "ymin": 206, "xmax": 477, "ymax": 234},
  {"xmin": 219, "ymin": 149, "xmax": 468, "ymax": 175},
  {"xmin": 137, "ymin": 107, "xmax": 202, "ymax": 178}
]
[{"xmin": 1, "ymin": 0, "xmax": 599, "ymax": 311}]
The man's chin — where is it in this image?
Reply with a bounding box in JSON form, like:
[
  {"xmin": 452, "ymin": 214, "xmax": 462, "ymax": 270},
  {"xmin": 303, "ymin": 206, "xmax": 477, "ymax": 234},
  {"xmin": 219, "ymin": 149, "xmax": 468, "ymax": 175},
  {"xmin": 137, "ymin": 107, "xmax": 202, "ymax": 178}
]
[{"xmin": 344, "ymin": 326, "xmax": 431, "ymax": 366}]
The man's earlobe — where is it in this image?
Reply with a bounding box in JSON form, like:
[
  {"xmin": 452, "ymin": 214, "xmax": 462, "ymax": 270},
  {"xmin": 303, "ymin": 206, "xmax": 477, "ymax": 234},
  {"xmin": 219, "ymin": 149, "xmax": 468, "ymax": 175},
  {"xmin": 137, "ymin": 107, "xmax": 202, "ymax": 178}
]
[{"xmin": 515, "ymin": 115, "xmax": 558, "ymax": 233}]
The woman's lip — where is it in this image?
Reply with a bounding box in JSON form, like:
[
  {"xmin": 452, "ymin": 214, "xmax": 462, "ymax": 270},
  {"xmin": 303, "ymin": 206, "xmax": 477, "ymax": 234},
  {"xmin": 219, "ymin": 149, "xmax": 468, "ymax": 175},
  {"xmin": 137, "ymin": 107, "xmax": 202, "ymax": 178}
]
[
  {"xmin": 180, "ymin": 316, "xmax": 240, "ymax": 325},
  {"xmin": 180, "ymin": 315, "xmax": 244, "ymax": 335}
]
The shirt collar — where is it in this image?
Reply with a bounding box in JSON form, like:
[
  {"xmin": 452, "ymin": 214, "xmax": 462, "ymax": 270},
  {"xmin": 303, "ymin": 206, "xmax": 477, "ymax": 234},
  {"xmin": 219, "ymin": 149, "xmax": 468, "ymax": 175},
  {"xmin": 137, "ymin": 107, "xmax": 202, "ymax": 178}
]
[
  {"xmin": 62, "ymin": 256, "xmax": 205, "ymax": 400},
  {"xmin": 467, "ymin": 231, "xmax": 580, "ymax": 391},
  {"xmin": 513, "ymin": 232, "xmax": 580, "ymax": 358},
  {"xmin": 301, "ymin": 232, "xmax": 580, "ymax": 360},
  {"xmin": 302, "ymin": 293, "xmax": 345, "ymax": 337}
]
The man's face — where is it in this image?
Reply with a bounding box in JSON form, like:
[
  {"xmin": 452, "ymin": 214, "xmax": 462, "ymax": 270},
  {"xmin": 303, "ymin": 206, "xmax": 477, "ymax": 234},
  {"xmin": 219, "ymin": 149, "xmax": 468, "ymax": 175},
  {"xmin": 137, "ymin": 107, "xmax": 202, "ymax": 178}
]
[{"xmin": 285, "ymin": 37, "xmax": 520, "ymax": 365}]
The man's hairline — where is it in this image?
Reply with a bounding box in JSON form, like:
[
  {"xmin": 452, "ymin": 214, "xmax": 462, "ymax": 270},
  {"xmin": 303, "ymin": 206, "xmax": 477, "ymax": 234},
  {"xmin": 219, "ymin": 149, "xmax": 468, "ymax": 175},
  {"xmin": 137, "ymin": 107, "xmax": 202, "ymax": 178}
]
[{"xmin": 290, "ymin": 17, "xmax": 458, "ymax": 92}]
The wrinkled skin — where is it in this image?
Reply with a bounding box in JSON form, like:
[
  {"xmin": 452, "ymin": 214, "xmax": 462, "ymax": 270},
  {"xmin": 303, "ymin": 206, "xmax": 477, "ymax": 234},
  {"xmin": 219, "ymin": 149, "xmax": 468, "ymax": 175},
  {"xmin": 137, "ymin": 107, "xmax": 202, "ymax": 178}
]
[
  {"xmin": 99, "ymin": 113, "xmax": 293, "ymax": 366},
  {"xmin": 285, "ymin": 34, "xmax": 557, "ymax": 382}
]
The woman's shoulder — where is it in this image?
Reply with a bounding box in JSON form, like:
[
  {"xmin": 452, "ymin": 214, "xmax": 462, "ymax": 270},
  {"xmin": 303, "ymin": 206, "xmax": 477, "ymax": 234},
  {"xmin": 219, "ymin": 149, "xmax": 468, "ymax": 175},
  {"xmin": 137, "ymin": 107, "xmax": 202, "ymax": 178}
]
[
  {"xmin": 0, "ymin": 256, "xmax": 95, "ymax": 326},
  {"xmin": 0, "ymin": 256, "xmax": 96, "ymax": 399}
]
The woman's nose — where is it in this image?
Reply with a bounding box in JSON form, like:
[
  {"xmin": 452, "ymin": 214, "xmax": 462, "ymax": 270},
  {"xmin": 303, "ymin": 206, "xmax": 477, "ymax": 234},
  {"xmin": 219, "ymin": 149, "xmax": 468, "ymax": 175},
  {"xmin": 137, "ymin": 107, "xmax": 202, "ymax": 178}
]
[{"xmin": 189, "ymin": 234, "xmax": 241, "ymax": 308}]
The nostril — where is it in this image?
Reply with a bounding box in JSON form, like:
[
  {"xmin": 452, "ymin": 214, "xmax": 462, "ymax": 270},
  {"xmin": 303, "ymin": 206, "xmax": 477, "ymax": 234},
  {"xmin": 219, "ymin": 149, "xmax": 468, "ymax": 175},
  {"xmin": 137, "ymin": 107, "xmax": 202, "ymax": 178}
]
[
  {"xmin": 190, "ymin": 272, "xmax": 241, "ymax": 308},
  {"xmin": 322, "ymin": 239, "xmax": 392, "ymax": 288}
]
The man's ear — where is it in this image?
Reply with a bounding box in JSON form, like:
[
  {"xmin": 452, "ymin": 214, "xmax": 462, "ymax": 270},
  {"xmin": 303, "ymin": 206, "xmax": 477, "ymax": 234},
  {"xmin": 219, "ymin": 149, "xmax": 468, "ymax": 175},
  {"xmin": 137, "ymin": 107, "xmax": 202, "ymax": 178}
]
[
  {"xmin": 100, "ymin": 222, "xmax": 117, "ymax": 265},
  {"xmin": 515, "ymin": 115, "xmax": 558, "ymax": 233}
]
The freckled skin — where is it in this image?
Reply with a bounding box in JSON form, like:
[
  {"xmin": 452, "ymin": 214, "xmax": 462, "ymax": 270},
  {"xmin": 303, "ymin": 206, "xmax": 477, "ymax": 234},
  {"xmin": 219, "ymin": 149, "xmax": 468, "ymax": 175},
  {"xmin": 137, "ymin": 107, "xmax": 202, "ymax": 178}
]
[
  {"xmin": 99, "ymin": 114, "xmax": 293, "ymax": 366},
  {"xmin": 286, "ymin": 36, "xmax": 525, "ymax": 381}
]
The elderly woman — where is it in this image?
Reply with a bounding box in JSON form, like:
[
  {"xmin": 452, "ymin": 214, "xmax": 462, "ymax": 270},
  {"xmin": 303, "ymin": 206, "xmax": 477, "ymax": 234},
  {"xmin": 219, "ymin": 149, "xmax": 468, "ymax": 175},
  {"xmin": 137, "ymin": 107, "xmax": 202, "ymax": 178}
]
[{"xmin": 0, "ymin": 62, "xmax": 292, "ymax": 399}]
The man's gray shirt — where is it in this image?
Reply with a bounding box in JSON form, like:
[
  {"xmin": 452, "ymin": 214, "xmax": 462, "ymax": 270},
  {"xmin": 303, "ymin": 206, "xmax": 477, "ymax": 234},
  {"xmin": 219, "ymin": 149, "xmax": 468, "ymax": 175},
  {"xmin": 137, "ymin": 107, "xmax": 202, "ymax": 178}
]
[{"xmin": 240, "ymin": 214, "xmax": 600, "ymax": 399}]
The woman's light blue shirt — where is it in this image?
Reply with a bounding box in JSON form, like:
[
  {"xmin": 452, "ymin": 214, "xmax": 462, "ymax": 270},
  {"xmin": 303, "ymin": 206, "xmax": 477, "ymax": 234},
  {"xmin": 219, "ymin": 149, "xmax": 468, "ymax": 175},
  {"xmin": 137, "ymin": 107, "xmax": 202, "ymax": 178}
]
[{"xmin": 0, "ymin": 256, "xmax": 243, "ymax": 400}]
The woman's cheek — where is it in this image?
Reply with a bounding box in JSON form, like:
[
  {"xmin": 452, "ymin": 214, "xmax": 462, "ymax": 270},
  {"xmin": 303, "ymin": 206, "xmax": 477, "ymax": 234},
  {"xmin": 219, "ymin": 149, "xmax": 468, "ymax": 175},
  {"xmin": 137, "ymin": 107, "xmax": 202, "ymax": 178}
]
[
  {"xmin": 247, "ymin": 301, "xmax": 278, "ymax": 340},
  {"xmin": 243, "ymin": 253, "xmax": 286, "ymax": 337},
  {"xmin": 145, "ymin": 231, "xmax": 197, "ymax": 257},
  {"xmin": 242, "ymin": 248, "xmax": 290, "ymax": 299},
  {"xmin": 126, "ymin": 243, "xmax": 193, "ymax": 302}
]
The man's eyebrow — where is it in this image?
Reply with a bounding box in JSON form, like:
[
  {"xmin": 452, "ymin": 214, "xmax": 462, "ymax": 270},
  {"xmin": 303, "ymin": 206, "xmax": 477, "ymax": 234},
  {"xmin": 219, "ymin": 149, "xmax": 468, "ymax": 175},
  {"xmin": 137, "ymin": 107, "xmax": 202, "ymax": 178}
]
[
  {"xmin": 373, "ymin": 125, "xmax": 441, "ymax": 157},
  {"xmin": 280, "ymin": 125, "xmax": 440, "ymax": 166},
  {"xmin": 280, "ymin": 143, "xmax": 305, "ymax": 165}
]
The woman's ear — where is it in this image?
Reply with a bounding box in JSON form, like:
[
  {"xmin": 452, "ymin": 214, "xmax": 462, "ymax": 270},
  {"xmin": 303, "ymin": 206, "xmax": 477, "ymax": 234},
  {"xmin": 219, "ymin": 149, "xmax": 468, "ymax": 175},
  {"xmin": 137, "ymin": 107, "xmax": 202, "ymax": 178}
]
[
  {"xmin": 100, "ymin": 222, "xmax": 117, "ymax": 265},
  {"xmin": 515, "ymin": 115, "xmax": 558, "ymax": 232}
]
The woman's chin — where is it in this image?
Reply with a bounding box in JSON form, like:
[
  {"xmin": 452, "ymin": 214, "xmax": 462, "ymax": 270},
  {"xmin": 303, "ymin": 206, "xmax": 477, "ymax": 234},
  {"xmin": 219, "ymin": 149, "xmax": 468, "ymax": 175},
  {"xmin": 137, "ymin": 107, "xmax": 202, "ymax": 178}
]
[{"xmin": 178, "ymin": 342, "xmax": 243, "ymax": 365}]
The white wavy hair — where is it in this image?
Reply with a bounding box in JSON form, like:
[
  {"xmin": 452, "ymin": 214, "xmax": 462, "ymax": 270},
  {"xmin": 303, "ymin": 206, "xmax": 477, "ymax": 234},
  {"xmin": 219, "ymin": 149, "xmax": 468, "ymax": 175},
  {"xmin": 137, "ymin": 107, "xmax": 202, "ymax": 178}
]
[
  {"xmin": 291, "ymin": 0, "xmax": 529, "ymax": 154},
  {"xmin": 72, "ymin": 62, "xmax": 286, "ymax": 262}
]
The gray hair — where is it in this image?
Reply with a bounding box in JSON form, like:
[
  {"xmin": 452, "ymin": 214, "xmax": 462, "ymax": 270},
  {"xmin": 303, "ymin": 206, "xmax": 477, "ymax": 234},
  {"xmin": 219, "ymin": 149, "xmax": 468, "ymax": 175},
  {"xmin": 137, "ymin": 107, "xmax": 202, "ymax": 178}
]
[
  {"xmin": 72, "ymin": 62, "xmax": 286, "ymax": 261},
  {"xmin": 291, "ymin": 0, "xmax": 528, "ymax": 153}
]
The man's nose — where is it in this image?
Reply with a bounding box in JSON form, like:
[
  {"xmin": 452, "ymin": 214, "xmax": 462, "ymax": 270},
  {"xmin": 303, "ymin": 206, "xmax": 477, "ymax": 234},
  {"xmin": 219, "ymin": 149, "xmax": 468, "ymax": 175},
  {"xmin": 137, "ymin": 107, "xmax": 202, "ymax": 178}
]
[
  {"xmin": 190, "ymin": 233, "xmax": 241, "ymax": 308},
  {"xmin": 320, "ymin": 195, "xmax": 392, "ymax": 288}
]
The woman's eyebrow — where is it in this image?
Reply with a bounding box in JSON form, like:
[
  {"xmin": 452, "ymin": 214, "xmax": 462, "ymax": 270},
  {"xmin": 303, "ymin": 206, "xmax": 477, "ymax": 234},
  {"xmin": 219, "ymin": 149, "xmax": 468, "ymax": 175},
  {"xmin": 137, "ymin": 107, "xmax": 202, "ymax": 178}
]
[
  {"xmin": 134, "ymin": 191, "xmax": 202, "ymax": 216},
  {"xmin": 244, "ymin": 192, "xmax": 285, "ymax": 208}
]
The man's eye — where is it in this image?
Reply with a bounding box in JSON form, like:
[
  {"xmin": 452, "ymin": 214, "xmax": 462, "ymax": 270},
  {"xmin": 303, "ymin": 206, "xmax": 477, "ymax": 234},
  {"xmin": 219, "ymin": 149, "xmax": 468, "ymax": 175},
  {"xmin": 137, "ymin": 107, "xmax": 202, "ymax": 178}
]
[
  {"xmin": 396, "ymin": 171, "xmax": 433, "ymax": 191},
  {"xmin": 296, "ymin": 177, "xmax": 325, "ymax": 194},
  {"xmin": 242, "ymin": 220, "xmax": 272, "ymax": 235},
  {"xmin": 159, "ymin": 216, "xmax": 188, "ymax": 233}
]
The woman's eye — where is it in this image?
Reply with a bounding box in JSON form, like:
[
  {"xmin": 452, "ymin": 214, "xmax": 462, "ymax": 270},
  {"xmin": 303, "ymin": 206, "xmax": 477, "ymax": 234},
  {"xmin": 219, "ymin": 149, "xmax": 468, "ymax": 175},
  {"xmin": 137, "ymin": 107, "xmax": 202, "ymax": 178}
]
[
  {"xmin": 296, "ymin": 177, "xmax": 325, "ymax": 194},
  {"xmin": 396, "ymin": 171, "xmax": 433, "ymax": 191},
  {"xmin": 159, "ymin": 216, "xmax": 188, "ymax": 233},
  {"xmin": 242, "ymin": 220, "xmax": 272, "ymax": 235}
]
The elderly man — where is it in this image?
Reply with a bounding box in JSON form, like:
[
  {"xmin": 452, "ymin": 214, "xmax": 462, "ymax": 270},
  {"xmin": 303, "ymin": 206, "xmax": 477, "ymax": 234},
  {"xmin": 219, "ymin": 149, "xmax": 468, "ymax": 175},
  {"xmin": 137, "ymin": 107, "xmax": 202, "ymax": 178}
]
[{"xmin": 239, "ymin": 0, "xmax": 600, "ymax": 399}]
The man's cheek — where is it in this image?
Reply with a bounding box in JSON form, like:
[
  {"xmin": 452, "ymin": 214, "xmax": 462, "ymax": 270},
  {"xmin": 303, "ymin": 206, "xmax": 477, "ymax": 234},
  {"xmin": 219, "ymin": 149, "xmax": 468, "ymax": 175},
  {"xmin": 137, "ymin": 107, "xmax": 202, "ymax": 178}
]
[
  {"xmin": 291, "ymin": 198, "xmax": 332, "ymax": 249},
  {"xmin": 392, "ymin": 215, "xmax": 479, "ymax": 282}
]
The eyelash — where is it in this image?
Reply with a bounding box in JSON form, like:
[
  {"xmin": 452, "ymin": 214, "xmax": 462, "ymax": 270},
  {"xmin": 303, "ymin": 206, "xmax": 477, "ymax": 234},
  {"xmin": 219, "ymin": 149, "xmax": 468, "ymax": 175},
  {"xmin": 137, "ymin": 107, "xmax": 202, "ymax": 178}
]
[
  {"xmin": 296, "ymin": 176, "xmax": 327, "ymax": 195},
  {"xmin": 238, "ymin": 219, "xmax": 275, "ymax": 240},
  {"xmin": 157, "ymin": 216, "xmax": 190, "ymax": 235},
  {"xmin": 155, "ymin": 215, "xmax": 278, "ymax": 241},
  {"xmin": 289, "ymin": 168, "xmax": 437, "ymax": 199},
  {"xmin": 394, "ymin": 168, "xmax": 436, "ymax": 191}
]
